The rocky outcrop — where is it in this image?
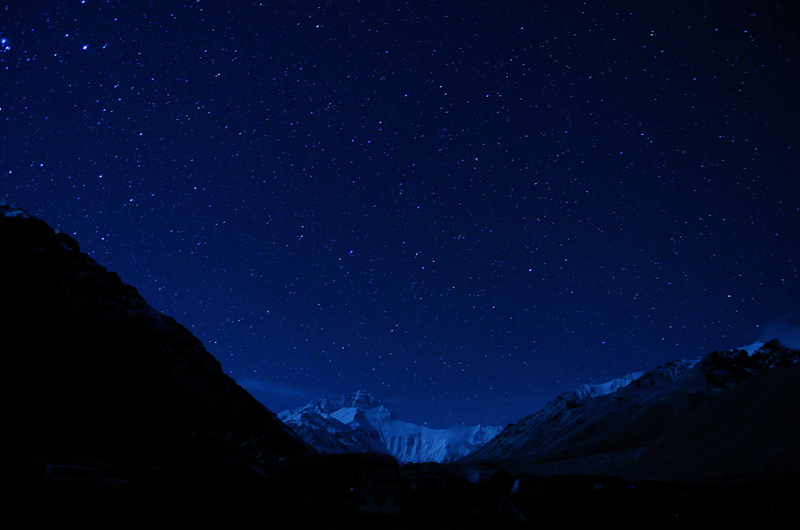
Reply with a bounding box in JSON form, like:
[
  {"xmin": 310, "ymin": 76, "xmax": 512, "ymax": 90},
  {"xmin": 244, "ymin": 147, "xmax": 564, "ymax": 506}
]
[{"xmin": 700, "ymin": 339, "xmax": 800, "ymax": 387}]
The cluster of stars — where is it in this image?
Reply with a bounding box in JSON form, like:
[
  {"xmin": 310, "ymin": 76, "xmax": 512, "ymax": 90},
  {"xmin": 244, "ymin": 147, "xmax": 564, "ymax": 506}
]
[{"xmin": 1, "ymin": 1, "xmax": 798, "ymax": 427}]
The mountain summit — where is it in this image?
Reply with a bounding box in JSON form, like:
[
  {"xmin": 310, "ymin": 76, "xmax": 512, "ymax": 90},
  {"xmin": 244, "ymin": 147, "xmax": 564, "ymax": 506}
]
[{"xmin": 279, "ymin": 391, "xmax": 502, "ymax": 463}]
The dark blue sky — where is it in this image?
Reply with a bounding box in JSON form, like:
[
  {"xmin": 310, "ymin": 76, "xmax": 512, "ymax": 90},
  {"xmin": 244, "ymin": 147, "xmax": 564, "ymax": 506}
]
[{"xmin": 3, "ymin": 1, "xmax": 798, "ymax": 428}]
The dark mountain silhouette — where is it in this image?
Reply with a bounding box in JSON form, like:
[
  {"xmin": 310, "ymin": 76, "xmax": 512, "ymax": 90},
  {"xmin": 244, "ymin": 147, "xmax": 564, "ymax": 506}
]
[{"xmin": 0, "ymin": 203, "xmax": 308, "ymax": 469}]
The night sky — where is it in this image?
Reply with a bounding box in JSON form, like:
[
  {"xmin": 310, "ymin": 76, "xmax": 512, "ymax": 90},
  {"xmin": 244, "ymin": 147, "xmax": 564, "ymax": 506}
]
[{"xmin": 3, "ymin": 1, "xmax": 799, "ymax": 428}]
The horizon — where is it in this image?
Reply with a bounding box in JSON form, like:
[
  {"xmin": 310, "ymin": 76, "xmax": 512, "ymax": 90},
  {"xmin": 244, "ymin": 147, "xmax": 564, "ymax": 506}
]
[{"xmin": 245, "ymin": 336, "xmax": 797, "ymax": 429}]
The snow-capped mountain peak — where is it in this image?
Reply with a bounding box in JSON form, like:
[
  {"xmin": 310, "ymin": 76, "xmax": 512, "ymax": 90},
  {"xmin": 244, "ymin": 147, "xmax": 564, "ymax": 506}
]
[
  {"xmin": 279, "ymin": 391, "xmax": 502, "ymax": 463},
  {"xmin": 741, "ymin": 340, "xmax": 765, "ymax": 356}
]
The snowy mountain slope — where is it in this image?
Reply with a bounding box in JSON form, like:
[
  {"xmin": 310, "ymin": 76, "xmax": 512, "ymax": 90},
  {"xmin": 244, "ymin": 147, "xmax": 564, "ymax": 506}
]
[
  {"xmin": 379, "ymin": 418, "xmax": 502, "ymax": 464},
  {"xmin": 464, "ymin": 364, "xmax": 688, "ymax": 463},
  {"xmin": 572, "ymin": 371, "xmax": 645, "ymax": 402},
  {"xmin": 463, "ymin": 340, "xmax": 800, "ymax": 480},
  {"xmin": 278, "ymin": 396, "xmax": 390, "ymax": 455},
  {"xmin": 642, "ymin": 353, "xmax": 800, "ymax": 479},
  {"xmin": 279, "ymin": 390, "xmax": 502, "ymax": 463}
]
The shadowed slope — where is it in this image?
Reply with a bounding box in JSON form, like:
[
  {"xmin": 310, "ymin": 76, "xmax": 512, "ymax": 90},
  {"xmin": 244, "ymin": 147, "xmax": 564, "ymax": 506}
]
[{"xmin": 1, "ymin": 203, "xmax": 308, "ymax": 466}]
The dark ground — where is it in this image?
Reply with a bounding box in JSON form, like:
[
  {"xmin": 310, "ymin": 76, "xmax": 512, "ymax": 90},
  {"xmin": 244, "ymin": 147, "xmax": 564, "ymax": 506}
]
[{"xmin": 7, "ymin": 452, "xmax": 799, "ymax": 530}]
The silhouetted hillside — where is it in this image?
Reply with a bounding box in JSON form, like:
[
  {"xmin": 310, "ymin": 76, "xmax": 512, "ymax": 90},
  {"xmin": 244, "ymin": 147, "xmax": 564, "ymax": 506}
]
[{"xmin": 0, "ymin": 203, "xmax": 308, "ymax": 469}]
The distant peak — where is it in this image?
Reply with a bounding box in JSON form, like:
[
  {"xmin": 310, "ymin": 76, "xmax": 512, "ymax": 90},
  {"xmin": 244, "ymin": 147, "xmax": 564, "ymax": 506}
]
[
  {"xmin": 279, "ymin": 390, "xmax": 501, "ymax": 463},
  {"xmin": 739, "ymin": 340, "xmax": 765, "ymax": 356},
  {"xmin": 735, "ymin": 339, "xmax": 795, "ymax": 357}
]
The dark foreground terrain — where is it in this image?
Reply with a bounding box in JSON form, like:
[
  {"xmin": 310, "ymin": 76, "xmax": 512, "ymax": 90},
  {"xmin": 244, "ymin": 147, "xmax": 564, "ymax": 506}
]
[{"xmin": 7, "ymin": 451, "xmax": 799, "ymax": 530}]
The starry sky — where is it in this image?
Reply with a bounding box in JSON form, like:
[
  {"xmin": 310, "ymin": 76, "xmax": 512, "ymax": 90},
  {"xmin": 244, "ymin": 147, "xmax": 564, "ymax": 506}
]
[{"xmin": 3, "ymin": 1, "xmax": 799, "ymax": 428}]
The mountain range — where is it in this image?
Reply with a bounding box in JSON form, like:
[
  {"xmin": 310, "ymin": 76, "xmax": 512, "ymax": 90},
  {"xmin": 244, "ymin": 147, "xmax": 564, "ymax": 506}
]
[
  {"xmin": 5, "ymin": 200, "xmax": 799, "ymax": 484},
  {"xmin": 279, "ymin": 390, "xmax": 503, "ymax": 463},
  {"xmin": 463, "ymin": 339, "xmax": 800, "ymax": 481}
]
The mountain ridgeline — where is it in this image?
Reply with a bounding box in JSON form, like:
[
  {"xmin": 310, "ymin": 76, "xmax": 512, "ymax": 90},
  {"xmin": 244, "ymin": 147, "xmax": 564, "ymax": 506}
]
[
  {"xmin": 3, "ymin": 201, "xmax": 798, "ymax": 484},
  {"xmin": 0, "ymin": 202, "xmax": 309, "ymax": 468},
  {"xmin": 464, "ymin": 339, "xmax": 800, "ymax": 481}
]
